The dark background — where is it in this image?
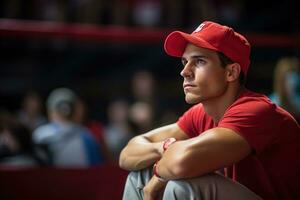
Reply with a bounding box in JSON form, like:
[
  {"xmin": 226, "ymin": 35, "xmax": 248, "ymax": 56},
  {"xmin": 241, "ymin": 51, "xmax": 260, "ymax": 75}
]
[{"xmin": 0, "ymin": 0, "xmax": 299, "ymax": 122}]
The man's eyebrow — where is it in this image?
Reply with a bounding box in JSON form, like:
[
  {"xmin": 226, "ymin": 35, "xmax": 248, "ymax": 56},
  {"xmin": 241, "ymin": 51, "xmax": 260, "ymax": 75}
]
[
  {"xmin": 191, "ymin": 55, "xmax": 208, "ymax": 59},
  {"xmin": 182, "ymin": 55, "xmax": 208, "ymax": 60}
]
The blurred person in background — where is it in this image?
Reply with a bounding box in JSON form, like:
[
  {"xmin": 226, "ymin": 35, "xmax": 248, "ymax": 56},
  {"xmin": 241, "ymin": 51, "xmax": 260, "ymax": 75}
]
[
  {"xmin": 269, "ymin": 57, "xmax": 300, "ymax": 122},
  {"xmin": 132, "ymin": 0, "xmax": 161, "ymax": 27},
  {"xmin": 129, "ymin": 101, "xmax": 154, "ymax": 134},
  {"xmin": 17, "ymin": 91, "xmax": 47, "ymax": 131},
  {"xmin": 131, "ymin": 70, "xmax": 156, "ymax": 103},
  {"xmin": 0, "ymin": 110, "xmax": 43, "ymax": 167},
  {"xmin": 32, "ymin": 88, "xmax": 103, "ymax": 167},
  {"xmin": 130, "ymin": 70, "xmax": 164, "ymax": 126},
  {"xmin": 73, "ymin": 97, "xmax": 112, "ymax": 162},
  {"xmin": 120, "ymin": 21, "xmax": 300, "ymax": 200},
  {"xmin": 104, "ymin": 99, "xmax": 133, "ymax": 162}
]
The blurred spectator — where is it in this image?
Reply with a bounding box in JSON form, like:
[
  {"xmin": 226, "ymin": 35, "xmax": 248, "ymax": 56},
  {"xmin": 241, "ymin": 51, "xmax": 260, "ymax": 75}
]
[
  {"xmin": 17, "ymin": 91, "xmax": 47, "ymax": 131},
  {"xmin": 132, "ymin": 0, "xmax": 161, "ymax": 27},
  {"xmin": 73, "ymin": 97, "xmax": 113, "ymax": 162},
  {"xmin": 131, "ymin": 70, "xmax": 155, "ymax": 102},
  {"xmin": 0, "ymin": 110, "xmax": 43, "ymax": 167},
  {"xmin": 130, "ymin": 69, "xmax": 169, "ymax": 126},
  {"xmin": 269, "ymin": 57, "xmax": 300, "ymax": 121},
  {"xmin": 32, "ymin": 88, "xmax": 103, "ymax": 167},
  {"xmin": 129, "ymin": 101, "xmax": 154, "ymax": 133},
  {"xmin": 104, "ymin": 99, "xmax": 133, "ymax": 161}
]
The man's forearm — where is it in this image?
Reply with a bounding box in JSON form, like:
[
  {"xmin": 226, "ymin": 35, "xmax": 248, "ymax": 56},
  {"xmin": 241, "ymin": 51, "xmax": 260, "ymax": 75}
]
[
  {"xmin": 119, "ymin": 123, "xmax": 188, "ymax": 171},
  {"xmin": 155, "ymin": 128, "xmax": 252, "ymax": 180},
  {"xmin": 119, "ymin": 136, "xmax": 163, "ymax": 171}
]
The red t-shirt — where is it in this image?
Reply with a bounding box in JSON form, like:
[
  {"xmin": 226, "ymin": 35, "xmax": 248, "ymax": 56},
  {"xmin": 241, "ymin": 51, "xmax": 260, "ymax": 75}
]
[{"xmin": 177, "ymin": 90, "xmax": 300, "ymax": 200}]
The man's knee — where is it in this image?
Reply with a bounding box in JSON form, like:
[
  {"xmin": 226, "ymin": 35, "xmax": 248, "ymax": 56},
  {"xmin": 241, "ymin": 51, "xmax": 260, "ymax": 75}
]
[
  {"xmin": 163, "ymin": 173, "xmax": 230, "ymax": 199},
  {"xmin": 163, "ymin": 173, "xmax": 262, "ymax": 200},
  {"xmin": 164, "ymin": 179, "xmax": 193, "ymax": 199}
]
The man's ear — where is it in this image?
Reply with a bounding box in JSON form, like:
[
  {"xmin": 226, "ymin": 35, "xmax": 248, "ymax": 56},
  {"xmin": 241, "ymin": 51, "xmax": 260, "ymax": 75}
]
[{"xmin": 226, "ymin": 63, "xmax": 241, "ymax": 82}]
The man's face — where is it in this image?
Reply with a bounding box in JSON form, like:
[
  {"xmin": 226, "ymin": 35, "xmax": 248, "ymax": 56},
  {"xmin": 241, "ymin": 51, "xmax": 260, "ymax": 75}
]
[{"xmin": 181, "ymin": 44, "xmax": 228, "ymax": 104}]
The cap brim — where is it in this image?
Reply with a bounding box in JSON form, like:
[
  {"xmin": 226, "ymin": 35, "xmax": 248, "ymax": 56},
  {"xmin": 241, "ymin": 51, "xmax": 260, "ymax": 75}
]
[{"xmin": 164, "ymin": 31, "xmax": 218, "ymax": 57}]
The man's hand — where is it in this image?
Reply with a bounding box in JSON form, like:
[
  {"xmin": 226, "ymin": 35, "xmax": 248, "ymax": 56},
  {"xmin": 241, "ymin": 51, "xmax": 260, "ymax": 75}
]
[{"xmin": 143, "ymin": 176, "xmax": 167, "ymax": 200}]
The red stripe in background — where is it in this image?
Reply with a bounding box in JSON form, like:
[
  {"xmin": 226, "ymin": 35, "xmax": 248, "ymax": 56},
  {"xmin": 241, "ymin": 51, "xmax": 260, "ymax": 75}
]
[{"xmin": 0, "ymin": 18, "xmax": 300, "ymax": 47}]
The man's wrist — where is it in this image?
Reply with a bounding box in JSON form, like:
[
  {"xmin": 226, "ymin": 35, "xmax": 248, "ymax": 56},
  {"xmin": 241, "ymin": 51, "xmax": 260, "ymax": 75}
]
[
  {"xmin": 163, "ymin": 137, "xmax": 177, "ymax": 152},
  {"xmin": 152, "ymin": 137, "xmax": 177, "ymax": 182},
  {"xmin": 153, "ymin": 162, "xmax": 167, "ymax": 182}
]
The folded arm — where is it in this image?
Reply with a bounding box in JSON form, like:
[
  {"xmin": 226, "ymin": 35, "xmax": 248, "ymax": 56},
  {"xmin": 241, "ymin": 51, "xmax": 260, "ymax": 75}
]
[
  {"xmin": 119, "ymin": 123, "xmax": 188, "ymax": 171},
  {"xmin": 156, "ymin": 127, "xmax": 252, "ymax": 180}
]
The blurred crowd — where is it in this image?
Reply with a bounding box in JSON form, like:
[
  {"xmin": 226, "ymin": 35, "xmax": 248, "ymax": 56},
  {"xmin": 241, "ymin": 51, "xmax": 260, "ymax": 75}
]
[
  {"xmin": 1, "ymin": 57, "xmax": 300, "ymax": 168},
  {"xmin": 1, "ymin": 0, "xmax": 300, "ymax": 169},
  {"xmin": 0, "ymin": 69, "xmax": 179, "ymax": 168},
  {"xmin": 0, "ymin": 0, "xmax": 235, "ymax": 28},
  {"xmin": 1, "ymin": 0, "xmax": 297, "ymax": 32}
]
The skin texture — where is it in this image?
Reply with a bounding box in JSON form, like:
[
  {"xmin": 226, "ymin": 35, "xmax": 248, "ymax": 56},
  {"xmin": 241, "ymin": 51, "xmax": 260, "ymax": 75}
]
[
  {"xmin": 181, "ymin": 45, "xmax": 228, "ymax": 104},
  {"xmin": 119, "ymin": 44, "xmax": 251, "ymax": 200}
]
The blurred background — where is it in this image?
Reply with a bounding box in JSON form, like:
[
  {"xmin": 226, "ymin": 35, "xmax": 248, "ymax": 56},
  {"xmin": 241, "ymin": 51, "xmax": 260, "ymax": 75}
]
[
  {"xmin": 1, "ymin": 0, "xmax": 299, "ymax": 122},
  {"xmin": 0, "ymin": 0, "xmax": 300, "ymax": 199}
]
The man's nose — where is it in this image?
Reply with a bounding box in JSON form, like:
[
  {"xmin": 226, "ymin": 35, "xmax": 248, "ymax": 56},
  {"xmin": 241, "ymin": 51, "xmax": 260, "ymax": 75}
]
[{"xmin": 180, "ymin": 62, "xmax": 193, "ymax": 78}]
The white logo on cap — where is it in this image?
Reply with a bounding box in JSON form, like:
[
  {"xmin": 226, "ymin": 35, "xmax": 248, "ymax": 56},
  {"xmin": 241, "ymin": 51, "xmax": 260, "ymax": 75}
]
[{"xmin": 194, "ymin": 23, "xmax": 205, "ymax": 33}]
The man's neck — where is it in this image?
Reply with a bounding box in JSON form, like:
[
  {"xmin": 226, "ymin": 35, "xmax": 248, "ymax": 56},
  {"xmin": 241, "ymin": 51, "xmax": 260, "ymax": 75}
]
[{"xmin": 202, "ymin": 85, "xmax": 244, "ymax": 124}]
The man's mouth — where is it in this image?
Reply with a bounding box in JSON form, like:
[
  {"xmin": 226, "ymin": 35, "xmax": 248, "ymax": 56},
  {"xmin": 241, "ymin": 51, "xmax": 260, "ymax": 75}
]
[{"xmin": 183, "ymin": 83, "xmax": 196, "ymax": 89}]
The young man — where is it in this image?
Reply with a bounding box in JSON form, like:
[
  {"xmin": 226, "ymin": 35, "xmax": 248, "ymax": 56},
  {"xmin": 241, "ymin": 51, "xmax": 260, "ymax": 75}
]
[{"xmin": 119, "ymin": 21, "xmax": 300, "ymax": 200}]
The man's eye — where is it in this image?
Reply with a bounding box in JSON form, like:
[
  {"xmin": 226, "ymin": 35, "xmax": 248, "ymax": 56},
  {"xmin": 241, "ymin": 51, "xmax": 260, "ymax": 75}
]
[{"xmin": 196, "ymin": 59, "xmax": 206, "ymax": 65}]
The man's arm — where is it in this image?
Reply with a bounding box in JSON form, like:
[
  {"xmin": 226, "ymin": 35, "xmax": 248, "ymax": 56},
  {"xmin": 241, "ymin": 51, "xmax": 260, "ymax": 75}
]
[
  {"xmin": 156, "ymin": 127, "xmax": 252, "ymax": 179},
  {"xmin": 119, "ymin": 123, "xmax": 188, "ymax": 171}
]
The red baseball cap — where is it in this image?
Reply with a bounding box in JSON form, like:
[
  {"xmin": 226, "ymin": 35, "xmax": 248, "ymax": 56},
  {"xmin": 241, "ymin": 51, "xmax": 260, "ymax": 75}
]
[{"xmin": 164, "ymin": 21, "xmax": 251, "ymax": 75}]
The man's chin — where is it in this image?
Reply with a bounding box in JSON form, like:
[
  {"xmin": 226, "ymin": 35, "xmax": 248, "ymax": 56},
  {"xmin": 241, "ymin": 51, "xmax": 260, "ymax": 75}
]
[{"xmin": 185, "ymin": 95, "xmax": 201, "ymax": 104}]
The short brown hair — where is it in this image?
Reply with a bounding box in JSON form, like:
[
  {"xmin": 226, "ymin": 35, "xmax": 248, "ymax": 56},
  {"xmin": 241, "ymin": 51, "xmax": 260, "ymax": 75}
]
[{"xmin": 218, "ymin": 52, "xmax": 246, "ymax": 85}]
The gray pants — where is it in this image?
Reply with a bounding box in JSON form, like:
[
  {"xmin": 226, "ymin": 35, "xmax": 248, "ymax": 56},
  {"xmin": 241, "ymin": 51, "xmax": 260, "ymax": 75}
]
[{"xmin": 122, "ymin": 168, "xmax": 263, "ymax": 200}]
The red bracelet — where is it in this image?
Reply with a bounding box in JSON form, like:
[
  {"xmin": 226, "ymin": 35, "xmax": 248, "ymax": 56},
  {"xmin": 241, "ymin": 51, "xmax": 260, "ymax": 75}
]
[
  {"xmin": 153, "ymin": 162, "xmax": 167, "ymax": 182},
  {"xmin": 163, "ymin": 137, "xmax": 177, "ymax": 152}
]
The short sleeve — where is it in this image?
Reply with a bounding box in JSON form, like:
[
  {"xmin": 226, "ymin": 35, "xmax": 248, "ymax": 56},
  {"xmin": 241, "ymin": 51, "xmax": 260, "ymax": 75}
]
[{"xmin": 218, "ymin": 99, "xmax": 278, "ymax": 154}]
